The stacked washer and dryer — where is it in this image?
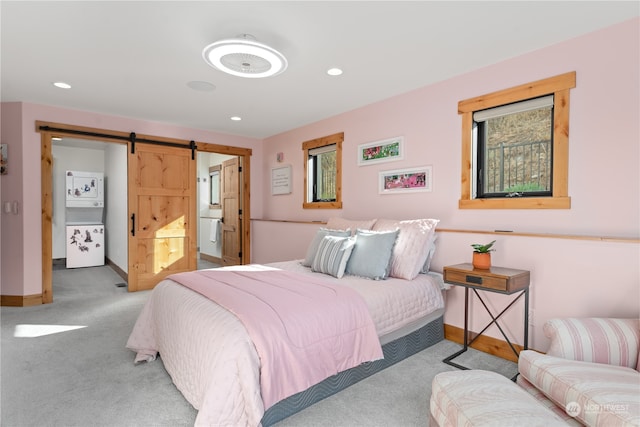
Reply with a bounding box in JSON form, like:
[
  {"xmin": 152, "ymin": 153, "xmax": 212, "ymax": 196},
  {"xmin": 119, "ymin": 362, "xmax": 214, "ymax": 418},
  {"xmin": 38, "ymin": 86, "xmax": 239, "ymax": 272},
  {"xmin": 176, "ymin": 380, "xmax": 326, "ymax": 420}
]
[{"xmin": 65, "ymin": 170, "xmax": 105, "ymax": 268}]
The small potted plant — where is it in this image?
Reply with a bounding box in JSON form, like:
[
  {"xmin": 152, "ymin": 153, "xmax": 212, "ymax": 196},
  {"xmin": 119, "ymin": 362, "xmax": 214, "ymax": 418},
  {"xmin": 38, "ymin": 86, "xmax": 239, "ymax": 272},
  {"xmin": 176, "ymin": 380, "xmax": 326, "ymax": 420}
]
[{"xmin": 471, "ymin": 240, "xmax": 496, "ymax": 269}]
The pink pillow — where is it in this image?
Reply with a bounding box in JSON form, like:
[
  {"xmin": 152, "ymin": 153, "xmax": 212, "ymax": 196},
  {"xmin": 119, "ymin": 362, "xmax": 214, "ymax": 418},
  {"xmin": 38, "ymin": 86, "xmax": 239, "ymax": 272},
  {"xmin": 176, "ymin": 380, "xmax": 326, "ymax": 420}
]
[
  {"xmin": 544, "ymin": 318, "xmax": 640, "ymax": 369},
  {"xmin": 373, "ymin": 218, "xmax": 439, "ymax": 280}
]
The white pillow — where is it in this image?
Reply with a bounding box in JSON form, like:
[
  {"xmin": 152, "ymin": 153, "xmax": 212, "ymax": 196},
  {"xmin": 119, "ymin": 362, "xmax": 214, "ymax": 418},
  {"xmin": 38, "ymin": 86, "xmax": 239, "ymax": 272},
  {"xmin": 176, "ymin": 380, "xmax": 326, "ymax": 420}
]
[
  {"xmin": 302, "ymin": 228, "xmax": 351, "ymax": 267},
  {"xmin": 374, "ymin": 218, "xmax": 439, "ymax": 280},
  {"xmin": 420, "ymin": 235, "xmax": 438, "ymax": 274},
  {"xmin": 311, "ymin": 236, "xmax": 355, "ymax": 278},
  {"xmin": 371, "ymin": 218, "xmax": 400, "ymax": 232},
  {"xmin": 346, "ymin": 229, "xmax": 399, "ymax": 280},
  {"xmin": 325, "ymin": 217, "xmax": 377, "ymax": 236}
]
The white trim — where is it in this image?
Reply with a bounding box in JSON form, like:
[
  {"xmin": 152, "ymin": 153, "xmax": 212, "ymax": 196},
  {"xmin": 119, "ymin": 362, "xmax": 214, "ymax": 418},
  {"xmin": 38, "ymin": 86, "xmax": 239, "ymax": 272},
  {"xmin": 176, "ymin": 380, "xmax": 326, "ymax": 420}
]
[{"xmin": 473, "ymin": 95, "xmax": 554, "ymax": 122}]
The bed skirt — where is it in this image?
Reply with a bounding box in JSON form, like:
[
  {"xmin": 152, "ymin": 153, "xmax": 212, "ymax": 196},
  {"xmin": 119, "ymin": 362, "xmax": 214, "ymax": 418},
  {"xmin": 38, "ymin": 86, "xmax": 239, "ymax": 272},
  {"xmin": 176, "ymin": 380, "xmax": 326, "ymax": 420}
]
[{"xmin": 261, "ymin": 314, "xmax": 444, "ymax": 426}]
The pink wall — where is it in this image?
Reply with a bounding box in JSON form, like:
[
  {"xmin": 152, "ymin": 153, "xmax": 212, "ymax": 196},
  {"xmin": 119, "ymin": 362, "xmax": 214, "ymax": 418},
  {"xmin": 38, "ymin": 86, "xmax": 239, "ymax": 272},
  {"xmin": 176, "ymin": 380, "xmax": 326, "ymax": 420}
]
[
  {"xmin": 0, "ymin": 103, "xmax": 25, "ymax": 295},
  {"xmin": 0, "ymin": 102, "xmax": 264, "ymax": 296},
  {"xmin": 1, "ymin": 18, "xmax": 638, "ymax": 352},
  {"xmin": 261, "ymin": 18, "xmax": 639, "ymax": 237},
  {"xmin": 255, "ymin": 18, "xmax": 640, "ymax": 350}
]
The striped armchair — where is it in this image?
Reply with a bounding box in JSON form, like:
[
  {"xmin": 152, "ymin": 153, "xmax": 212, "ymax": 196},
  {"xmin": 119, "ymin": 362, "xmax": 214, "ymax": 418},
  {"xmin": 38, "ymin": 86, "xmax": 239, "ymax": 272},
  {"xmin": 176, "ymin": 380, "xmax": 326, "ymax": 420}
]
[
  {"xmin": 429, "ymin": 318, "xmax": 639, "ymax": 426},
  {"xmin": 518, "ymin": 318, "xmax": 640, "ymax": 426}
]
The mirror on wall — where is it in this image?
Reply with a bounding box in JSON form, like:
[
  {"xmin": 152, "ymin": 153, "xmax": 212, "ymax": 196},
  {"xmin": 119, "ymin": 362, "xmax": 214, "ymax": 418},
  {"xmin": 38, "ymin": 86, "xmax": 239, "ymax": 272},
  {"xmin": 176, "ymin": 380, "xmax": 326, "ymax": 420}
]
[{"xmin": 209, "ymin": 165, "xmax": 221, "ymax": 208}]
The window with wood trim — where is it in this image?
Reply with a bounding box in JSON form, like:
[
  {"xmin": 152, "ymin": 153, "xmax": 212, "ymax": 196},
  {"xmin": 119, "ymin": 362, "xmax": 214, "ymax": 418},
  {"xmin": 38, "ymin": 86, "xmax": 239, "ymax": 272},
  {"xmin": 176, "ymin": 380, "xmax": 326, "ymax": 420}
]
[
  {"xmin": 303, "ymin": 132, "xmax": 343, "ymax": 209},
  {"xmin": 458, "ymin": 72, "xmax": 575, "ymax": 209}
]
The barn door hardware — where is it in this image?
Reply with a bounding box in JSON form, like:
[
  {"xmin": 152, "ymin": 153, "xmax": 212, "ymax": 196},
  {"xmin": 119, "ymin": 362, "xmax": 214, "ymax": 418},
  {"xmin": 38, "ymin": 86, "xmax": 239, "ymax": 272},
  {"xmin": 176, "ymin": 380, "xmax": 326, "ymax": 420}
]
[{"xmin": 39, "ymin": 125, "xmax": 197, "ymax": 157}]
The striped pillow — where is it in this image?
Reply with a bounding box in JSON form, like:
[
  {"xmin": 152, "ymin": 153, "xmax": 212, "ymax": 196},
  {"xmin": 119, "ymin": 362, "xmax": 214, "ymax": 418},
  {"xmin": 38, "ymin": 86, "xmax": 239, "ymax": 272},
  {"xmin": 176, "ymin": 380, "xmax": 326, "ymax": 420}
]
[
  {"xmin": 302, "ymin": 228, "xmax": 351, "ymax": 267},
  {"xmin": 544, "ymin": 318, "xmax": 640, "ymax": 369},
  {"xmin": 311, "ymin": 236, "xmax": 355, "ymax": 278}
]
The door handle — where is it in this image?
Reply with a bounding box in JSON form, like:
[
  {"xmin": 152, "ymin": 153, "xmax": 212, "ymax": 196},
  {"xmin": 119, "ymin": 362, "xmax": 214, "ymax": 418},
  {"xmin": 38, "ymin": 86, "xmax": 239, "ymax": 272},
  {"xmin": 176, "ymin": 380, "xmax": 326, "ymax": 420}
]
[{"xmin": 130, "ymin": 213, "xmax": 135, "ymax": 236}]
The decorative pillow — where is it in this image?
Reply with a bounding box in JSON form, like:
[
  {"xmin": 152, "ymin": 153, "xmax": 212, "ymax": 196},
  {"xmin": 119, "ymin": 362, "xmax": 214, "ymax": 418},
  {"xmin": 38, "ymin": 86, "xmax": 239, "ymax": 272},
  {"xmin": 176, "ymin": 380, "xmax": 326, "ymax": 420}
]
[
  {"xmin": 325, "ymin": 217, "xmax": 377, "ymax": 236},
  {"xmin": 420, "ymin": 235, "xmax": 438, "ymax": 274},
  {"xmin": 371, "ymin": 218, "xmax": 399, "ymax": 232},
  {"xmin": 311, "ymin": 236, "xmax": 355, "ymax": 278},
  {"xmin": 302, "ymin": 228, "xmax": 351, "ymax": 267},
  {"xmin": 373, "ymin": 218, "xmax": 439, "ymax": 280},
  {"xmin": 544, "ymin": 318, "xmax": 640, "ymax": 369},
  {"xmin": 346, "ymin": 229, "xmax": 399, "ymax": 280}
]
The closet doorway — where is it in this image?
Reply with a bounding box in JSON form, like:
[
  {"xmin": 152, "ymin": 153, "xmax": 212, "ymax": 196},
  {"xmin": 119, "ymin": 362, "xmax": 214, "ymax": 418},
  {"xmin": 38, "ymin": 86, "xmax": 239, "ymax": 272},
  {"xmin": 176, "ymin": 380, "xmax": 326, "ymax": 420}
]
[
  {"xmin": 39, "ymin": 122, "xmax": 252, "ymax": 303},
  {"xmin": 50, "ymin": 137, "xmax": 127, "ymax": 276}
]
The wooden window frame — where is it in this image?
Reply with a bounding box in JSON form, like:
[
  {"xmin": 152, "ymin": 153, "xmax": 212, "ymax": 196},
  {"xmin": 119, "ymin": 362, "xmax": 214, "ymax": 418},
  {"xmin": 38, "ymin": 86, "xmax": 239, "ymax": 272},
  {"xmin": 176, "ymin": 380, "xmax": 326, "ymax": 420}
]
[
  {"xmin": 302, "ymin": 132, "xmax": 343, "ymax": 209},
  {"xmin": 458, "ymin": 72, "xmax": 576, "ymax": 209}
]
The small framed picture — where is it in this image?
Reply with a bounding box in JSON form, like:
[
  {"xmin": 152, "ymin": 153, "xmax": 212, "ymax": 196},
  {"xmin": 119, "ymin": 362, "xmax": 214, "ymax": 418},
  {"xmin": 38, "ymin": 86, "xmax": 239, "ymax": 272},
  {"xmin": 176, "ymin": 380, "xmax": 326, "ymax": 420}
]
[
  {"xmin": 379, "ymin": 166, "xmax": 432, "ymax": 194},
  {"xmin": 357, "ymin": 136, "xmax": 403, "ymax": 166},
  {"xmin": 271, "ymin": 165, "xmax": 292, "ymax": 195},
  {"xmin": 0, "ymin": 144, "xmax": 7, "ymax": 175}
]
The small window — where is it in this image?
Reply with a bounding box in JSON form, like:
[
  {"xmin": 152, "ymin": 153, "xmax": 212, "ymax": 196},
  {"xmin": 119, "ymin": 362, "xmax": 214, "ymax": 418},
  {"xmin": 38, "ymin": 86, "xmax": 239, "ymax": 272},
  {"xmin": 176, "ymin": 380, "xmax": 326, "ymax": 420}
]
[
  {"xmin": 458, "ymin": 72, "xmax": 575, "ymax": 209},
  {"xmin": 474, "ymin": 95, "xmax": 553, "ymax": 198},
  {"xmin": 303, "ymin": 132, "xmax": 343, "ymax": 209},
  {"xmin": 309, "ymin": 145, "xmax": 336, "ymax": 201}
]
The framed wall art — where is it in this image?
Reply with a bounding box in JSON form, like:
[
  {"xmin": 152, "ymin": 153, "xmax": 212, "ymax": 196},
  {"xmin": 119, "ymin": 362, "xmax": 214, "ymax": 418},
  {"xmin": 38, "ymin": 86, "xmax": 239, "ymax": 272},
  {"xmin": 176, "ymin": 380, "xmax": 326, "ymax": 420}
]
[
  {"xmin": 271, "ymin": 164, "xmax": 292, "ymax": 195},
  {"xmin": 378, "ymin": 165, "xmax": 432, "ymax": 194},
  {"xmin": 357, "ymin": 136, "xmax": 403, "ymax": 166},
  {"xmin": 0, "ymin": 144, "xmax": 7, "ymax": 175}
]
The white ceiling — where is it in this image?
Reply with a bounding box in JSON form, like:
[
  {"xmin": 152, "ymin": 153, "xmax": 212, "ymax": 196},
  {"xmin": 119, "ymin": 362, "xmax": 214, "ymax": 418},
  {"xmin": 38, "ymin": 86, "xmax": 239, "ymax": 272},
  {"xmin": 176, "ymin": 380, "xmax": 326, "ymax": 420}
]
[{"xmin": 2, "ymin": 1, "xmax": 638, "ymax": 139}]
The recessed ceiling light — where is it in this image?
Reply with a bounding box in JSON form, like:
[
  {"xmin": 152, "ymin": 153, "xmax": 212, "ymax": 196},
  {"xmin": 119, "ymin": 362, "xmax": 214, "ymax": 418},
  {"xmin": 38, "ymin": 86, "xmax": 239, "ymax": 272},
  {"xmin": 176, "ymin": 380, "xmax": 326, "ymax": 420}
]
[
  {"xmin": 202, "ymin": 34, "xmax": 287, "ymax": 79},
  {"xmin": 53, "ymin": 82, "xmax": 71, "ymax": 89},
  {"xmin": 230, "ymin": 116, "xmax": 242, "ymax": 121},
  {"xmin": 186, "ymin": 81, "xmax": 216, "ymax": 92},
  {"xmin": 327, "ymin": 68, "xmax": 343, "ymax": 76}
]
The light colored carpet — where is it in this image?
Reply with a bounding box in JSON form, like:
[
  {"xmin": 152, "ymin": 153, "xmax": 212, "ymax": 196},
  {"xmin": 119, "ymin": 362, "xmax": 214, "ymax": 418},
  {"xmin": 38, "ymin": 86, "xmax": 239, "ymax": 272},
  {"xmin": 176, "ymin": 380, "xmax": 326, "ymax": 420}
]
[{"xmin": 1, "ymin": 265, "xmax": 516, "ymax": 426}]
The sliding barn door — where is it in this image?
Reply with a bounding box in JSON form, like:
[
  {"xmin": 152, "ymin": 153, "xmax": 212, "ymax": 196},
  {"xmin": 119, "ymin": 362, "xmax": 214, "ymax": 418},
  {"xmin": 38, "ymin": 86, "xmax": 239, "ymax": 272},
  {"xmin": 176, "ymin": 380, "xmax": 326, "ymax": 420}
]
[
  {"xmin": 221, "ymin": 157, "xmax": 241, "ymax": 266},
  {"xmin": 127, "ymin": 143, "xmax": 197, "ymax": 291}
]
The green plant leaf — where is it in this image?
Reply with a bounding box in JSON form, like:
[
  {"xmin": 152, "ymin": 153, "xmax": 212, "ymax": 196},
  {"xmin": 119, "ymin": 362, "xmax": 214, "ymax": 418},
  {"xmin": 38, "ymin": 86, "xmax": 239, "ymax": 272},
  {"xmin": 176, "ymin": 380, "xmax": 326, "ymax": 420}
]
[{"xmin": 471, "ymin": 240, "xmax": 496, "ymax": 253}]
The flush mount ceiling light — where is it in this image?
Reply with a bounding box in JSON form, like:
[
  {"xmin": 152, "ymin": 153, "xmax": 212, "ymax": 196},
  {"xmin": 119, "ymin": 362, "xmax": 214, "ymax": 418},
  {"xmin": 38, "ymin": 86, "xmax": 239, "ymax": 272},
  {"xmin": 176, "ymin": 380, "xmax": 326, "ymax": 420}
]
[
  {"xmin": 53, "ymin": 82, "xmax": 71, "ymax": 89},
  {"xmin": 202, "ymin": 34, "xmax": 287, "ymax": 78}
]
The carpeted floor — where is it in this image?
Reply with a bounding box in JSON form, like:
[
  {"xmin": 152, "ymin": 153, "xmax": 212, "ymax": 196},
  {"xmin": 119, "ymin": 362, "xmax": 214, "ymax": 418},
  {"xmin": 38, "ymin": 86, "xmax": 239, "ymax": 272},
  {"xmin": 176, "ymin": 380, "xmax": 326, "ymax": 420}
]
[{"xmin": 1, "ymin": 265, "xmax": 516, "ymax": 426}]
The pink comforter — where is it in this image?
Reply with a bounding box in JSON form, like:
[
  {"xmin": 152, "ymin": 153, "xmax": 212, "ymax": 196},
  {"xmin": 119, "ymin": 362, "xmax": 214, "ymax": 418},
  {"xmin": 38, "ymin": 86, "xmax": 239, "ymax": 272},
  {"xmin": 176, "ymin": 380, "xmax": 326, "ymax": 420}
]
[{"xmin": 168, "ymin": 269, "xmax": 383, "ymax": 409}]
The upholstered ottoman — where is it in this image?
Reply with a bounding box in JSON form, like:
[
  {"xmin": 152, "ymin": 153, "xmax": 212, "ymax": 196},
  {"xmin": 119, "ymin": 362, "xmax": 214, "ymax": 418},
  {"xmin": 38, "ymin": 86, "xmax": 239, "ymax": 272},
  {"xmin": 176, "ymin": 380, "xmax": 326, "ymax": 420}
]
[{"xmin": 429, "ymin": 370, "xmax": 569, "ymax": 426}]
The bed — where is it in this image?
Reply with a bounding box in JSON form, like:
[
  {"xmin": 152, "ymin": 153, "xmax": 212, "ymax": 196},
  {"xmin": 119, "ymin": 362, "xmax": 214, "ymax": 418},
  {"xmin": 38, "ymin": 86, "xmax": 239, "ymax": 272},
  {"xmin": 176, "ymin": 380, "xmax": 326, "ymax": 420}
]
[{"xmin": 127, "ymin": 218, "xmax": 446, "ymax": 426}]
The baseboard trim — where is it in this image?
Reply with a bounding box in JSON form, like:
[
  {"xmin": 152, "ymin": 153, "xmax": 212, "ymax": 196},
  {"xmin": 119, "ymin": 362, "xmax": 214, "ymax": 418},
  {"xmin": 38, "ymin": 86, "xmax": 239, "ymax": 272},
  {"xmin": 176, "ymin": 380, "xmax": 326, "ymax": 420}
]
[
  {"xmin": 1, "ymin": 294, "xmax": 43, "ymax": 307},
  {"xmin": 106, "ymin": 258, "xmax": 128, "ymax": 282},
  {"xmin": 200, "ymin": 253, "xmax": 223, "ymax": 264},
  {"xmin": 444, "ymin": 323, "xmax": 524, "ymax": 363}
]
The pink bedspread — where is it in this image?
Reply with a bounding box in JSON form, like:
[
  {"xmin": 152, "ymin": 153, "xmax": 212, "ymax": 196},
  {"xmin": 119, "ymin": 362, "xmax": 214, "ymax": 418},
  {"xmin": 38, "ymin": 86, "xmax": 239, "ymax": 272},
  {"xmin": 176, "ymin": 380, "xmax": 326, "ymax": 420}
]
[{"xmin": 168, "ymin": 269, "xmax": 383, "ymax": 409}]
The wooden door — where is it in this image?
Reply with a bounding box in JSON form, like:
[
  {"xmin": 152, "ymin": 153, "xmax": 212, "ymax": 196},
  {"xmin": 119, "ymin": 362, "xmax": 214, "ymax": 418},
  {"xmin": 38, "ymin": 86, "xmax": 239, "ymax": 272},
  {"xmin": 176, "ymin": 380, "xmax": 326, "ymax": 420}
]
[
  {"xmin": 221, "ymin": 157, "xmax": 241, "ymax": 266},
  {"xmin": 128, "ymin": 143, "xmax": 197, "ymax": 291}
]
